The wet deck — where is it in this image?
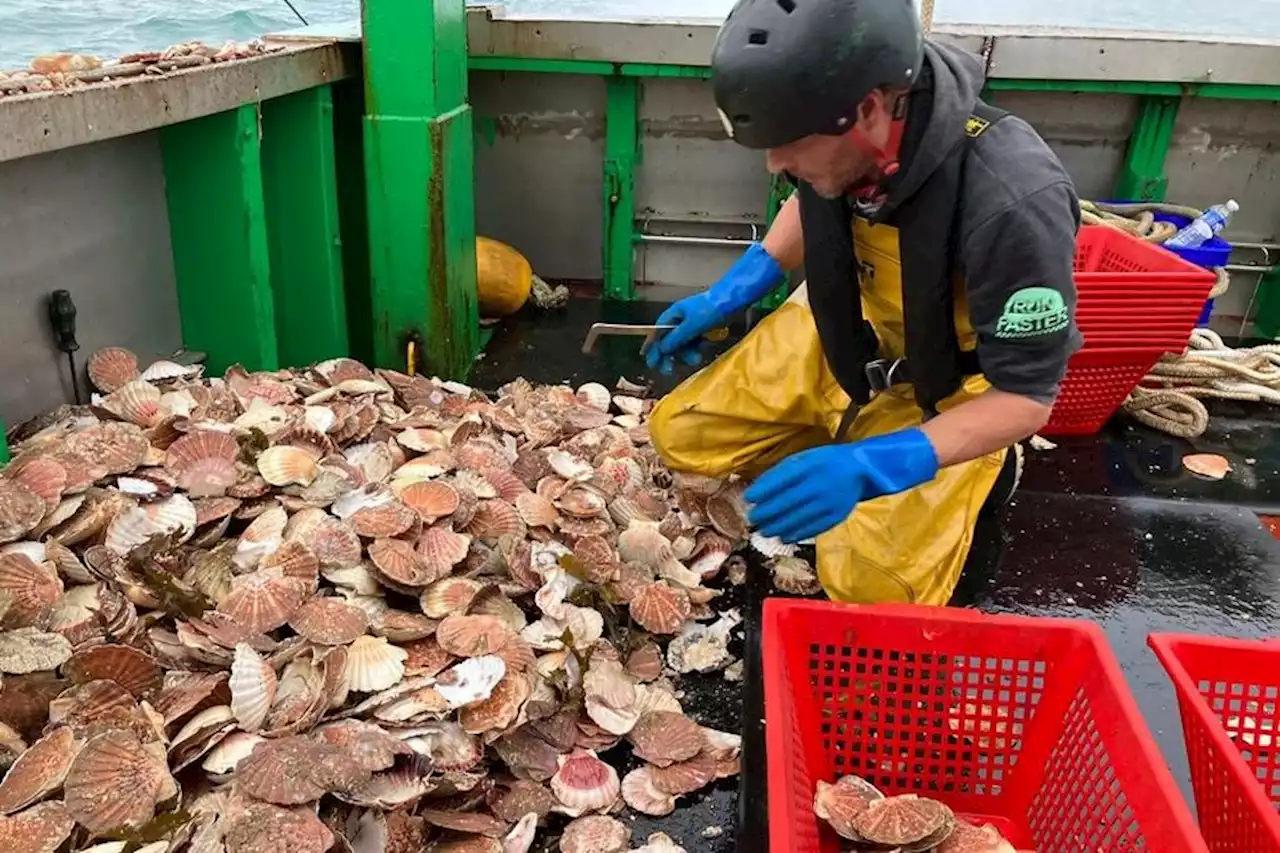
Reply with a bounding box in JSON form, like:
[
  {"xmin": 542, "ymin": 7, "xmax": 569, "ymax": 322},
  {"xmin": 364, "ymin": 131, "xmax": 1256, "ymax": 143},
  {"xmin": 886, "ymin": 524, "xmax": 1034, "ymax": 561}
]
[{"xmin": 471, "ymin": 297, "xmax": 1280, "ymax": 852}]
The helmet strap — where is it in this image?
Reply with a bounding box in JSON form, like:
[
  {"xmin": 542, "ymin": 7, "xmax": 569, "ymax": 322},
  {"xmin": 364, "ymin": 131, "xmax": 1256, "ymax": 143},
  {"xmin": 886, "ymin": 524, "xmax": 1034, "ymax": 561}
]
[{"xmin": 846, "ymin": 91, "xmax": 909, "ymax": 203}]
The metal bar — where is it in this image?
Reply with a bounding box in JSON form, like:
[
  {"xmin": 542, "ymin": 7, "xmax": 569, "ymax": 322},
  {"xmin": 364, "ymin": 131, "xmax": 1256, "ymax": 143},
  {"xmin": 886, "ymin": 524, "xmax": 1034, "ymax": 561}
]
[
  {"xmin": 1225, "ymin": 264, "xmax": 1280, "ymax": 274},
  {"xmin": 603, "ymin": 76, "xmax": 640, "ymax": 302},
  {"xmin": 1113, "ymin": 96, "xmax": 1180, "ymax": 202},
  {"xmin": 635, "ymin": 234, "xmax": 754, "ymax": 247},
  {"xmin": 0, "ymin": 423, "xmax": 8, "ymax": 466},
  {"xmin": 161, "ymin": 105, "xmax": 279, "ymax": 373},
  {"xmin": 362, "ymin": 0, "xmax": 480, "ymax": 377},
  {"xmin": 261, "ymin": 85, "xmax": 351, "ymax": 367}
]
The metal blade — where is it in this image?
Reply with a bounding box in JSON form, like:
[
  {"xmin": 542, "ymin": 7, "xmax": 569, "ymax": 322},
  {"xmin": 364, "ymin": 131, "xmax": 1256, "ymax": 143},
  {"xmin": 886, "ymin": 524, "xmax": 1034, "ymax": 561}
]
[{"xmin": 581, "ymin": 323, "xmax": 676, "ymax": 354}]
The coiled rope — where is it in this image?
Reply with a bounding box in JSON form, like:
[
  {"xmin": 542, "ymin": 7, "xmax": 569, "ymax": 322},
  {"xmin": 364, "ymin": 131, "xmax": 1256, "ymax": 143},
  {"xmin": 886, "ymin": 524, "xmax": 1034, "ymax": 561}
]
[{"xmin": 1080, "ymin": 200, "xmax": 1204, "ymax": 244}]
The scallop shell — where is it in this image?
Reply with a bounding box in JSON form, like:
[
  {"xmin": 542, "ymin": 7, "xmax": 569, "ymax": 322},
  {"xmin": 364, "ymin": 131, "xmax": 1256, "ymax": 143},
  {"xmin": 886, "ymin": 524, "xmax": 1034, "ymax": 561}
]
[
  {"xmin": 648, "ymin": 749, "xmax": 718, "ymax": 796},
  {"xmin": 368, "ymin": 538, "xmax": 432, "ymax": 588},
  {"xmin": 1184, "ymin": 453, "xmax": 1231, "ymax": 480},
  {"xmin": 64, "ymin": 729, "xmax": 175, "ymax": 834},
  {"xmin": 465, "ymin": 500, "xmax": 526, "ymax": 544},
  {"xmin": 625, "ymin": 642, "xmax": 664, "ymax": 683},
  {"xmin": 370, "ymin": 608, "xmax": 437, "ymax": 643},
  {"xmin": 546, "ymin": 450, "xmax": 592, "ymax": 482},
  {"xmin": 627, "ymin": 711, "xmax": 703, "ymax": 767},
  {"xmin": 65, "ymin": 423, "xmax": 150, "ymax": 477},
  {"xmin": 555, "ymin": 486, "xmax": 607, "ymax": 519},
  {"xmin": 706, "ymin": 491, "xmax": 748, "ymax": 541},
  {"xmin": 0, "ymin": 482, "xmax": 45, "ymax": 546},
  {"xmin": 513, "ymin": 492, "xmax": 558, "ymax": 530},
  {"xmin": 814, "ymin": 775, "xmax": 885, "ymax": 840},
  {"xmin": 304, "ymin": 517, "xmax": 362, "ymax": 571},
  {"xmin": 87, "ymin": 347, "xmax": 140, "ymax": 393},
  {"xmin": 399, "ymin": 481, "xmax": 460, "ymax": 523},
  {"xmin": 233, "ymin": 505, "xmax": 289, "ymax": 571},
  {"xmin": 347, "ymin": 492, "xmax": 416, "ymax": 539},
  {"xmin": 575, "ymin": 383, "xmax": 612, "ymax": 413},
  {"xmin": 103, "ymin": 380, "xmax": 164, "ymax": 428},
  {"xmin": 771, "ymin": 555, "xmax": 823, "ymax": 595},
  {"xmin": 935, "ymin": 820, "xmax": 1013, "ymax": 853},
  {"xmin": 289, "ymin": 597, "xmax": 369, "ymax": 645},
  {"xmin": 0, "ymin": 727, "xmax": 76, "ymax": 815},
  {"xmin": 435, "ymin": 655, "xmax": 506, "ymax": 709},
  {"xmin": 201, "ymin": 731, "xmax": 264, "ymax": 776},
  {"xmin": 621, "ymin": 765, "xmax": 677, "ymax": 817},
  {"xmin": 233, "ymin": 735, "xmax": 365, "ymax": 805},
  {"xmin": 392, "ymin": 451, "xmax": 457, "ymax": 483},
  {"xmin": 163, "ymin": 431, "xmax": 240, "ymax": 497},
  {"xmin": 229, "ymin": 644, "xmax": 277, "ymax": 732},
  {"xmin": 0, "ymin": 801, "xmax": 75, "ymax": 853},
  {"xmin": 628, "ymin": 582, "xmax": 691, "ymax": 635},
  {"xmin": 344, "ymin": 442, "xmax": 397, "ymax": 484},
  {"xmin": 417, "ymin": 526, "xmax": 472, "ymax": 580},
  {"xmin": 852, "ymin": 794, "xmax": 955, "ymax": 848},
  {"xmin": 7, "ymin": 458, "xmax": 66, "ymax": 514},
  {"xmin": 257, "ymin": 446, "xmax": 320, "ymax": 487},
  {"xmin": 151, "ymin": 671, "xmax": 229, "ymax": 725},
  {"xmin": 455, "ymin": 469, "xmax": 498, "ymax": 500},
  {"xmin": 345, "ymin": 636, "xmax": 408, "ymax": 693},
  {"xmin": 64, "ymin": 643, "xmax": 163, "ymax": 697},
  {"xmin": 224, "ymin": 800, "xmax": 335, "ymax": 853},
  {"xmin": 549, "ymin": 749, "xmax": 619, "ymax": 817},
  {"xmin": 259, "ymin": 540, "xmax": 320, "ymax": 591},
  {"xmin": 397, "ymin": 428, "xmax": 448, "ymax": 453},
  {"xmin": 104, "ymin": 494, "xmax": 198, "ymax": 555},
  {"xmin": 748, "ymin": 530, "xmax": 797, "ymax": 559},
  {"xmin": 217, "ymin": 570, "xmax": 309, "ymax": 634},
  {"xmin": 561, "ymin": 815, "xmax": 630, "ymax": 853},
  {"xmin": 316, "ymin": 357, "xmax": 376, "ymax": 385},
  {"xmin": 0, "ymin": 554, "xmax": 62, "ymax": 628},
  {"xmin": 436, "ymin": 615, "xmax": 512, "ymax": 659}
]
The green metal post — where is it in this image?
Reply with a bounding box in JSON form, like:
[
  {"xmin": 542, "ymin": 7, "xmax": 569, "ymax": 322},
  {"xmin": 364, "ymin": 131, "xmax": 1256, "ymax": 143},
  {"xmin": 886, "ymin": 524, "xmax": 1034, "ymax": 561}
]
[
  {"xmin": 161, "ymin": 106, "xmax": 278, "ymax": 373},
  {"xmin": 1249, "ymin": 267, "xmax": 1280, "ymax": 340},
  {"xmin": 0, "ymin": 423, "xmax": 8, "ymax": 466},
  {"xmin": 603, "ymin": 76, "xmax": 640, "ymax": 301},
  {"xmin": 362, "ymin": 0, "xmax": 479, "ymax": 378},
  {"xmin": 1113, "ymin": 96, "xmax": 1180, "ymax": 202},
  {"xmin": 756, "ymin": 172, "xmax": 793, "ymax": 311},
  {"xmin": 261, "ymin": 86, "xmax": 350, "ymax": 367}
]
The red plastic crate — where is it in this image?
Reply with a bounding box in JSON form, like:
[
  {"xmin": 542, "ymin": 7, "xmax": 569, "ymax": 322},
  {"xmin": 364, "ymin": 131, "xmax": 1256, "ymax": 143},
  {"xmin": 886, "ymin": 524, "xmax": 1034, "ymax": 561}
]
[
  {"xmin": 764, "ymin": 601, "xmax": 1208, "ymax": 853},
  {"xmin": 1043, "ymin": 348, "xmax": 1167, "ymax": 435},
  {"xmin": 1149, "ymin": 634, "xmax": 1280, "ymax": 853},
  {"xmin": 1075, "ymin": 226, "xmax": 1219, "ymax": 283}
]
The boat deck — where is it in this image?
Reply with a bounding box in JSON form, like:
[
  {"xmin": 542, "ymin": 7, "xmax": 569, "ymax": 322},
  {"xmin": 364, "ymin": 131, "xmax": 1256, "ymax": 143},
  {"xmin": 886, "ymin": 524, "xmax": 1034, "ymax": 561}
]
[{"xmin": 471, "ymin": 296, "xmax": 1280, "ymax": 852}]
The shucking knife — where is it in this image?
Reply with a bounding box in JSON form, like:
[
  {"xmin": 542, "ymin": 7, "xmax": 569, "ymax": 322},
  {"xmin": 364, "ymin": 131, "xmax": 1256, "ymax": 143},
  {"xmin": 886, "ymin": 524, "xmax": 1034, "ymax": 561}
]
[{"xmin": 581, "ymin": 323, "xmax": 729, "ymax": 355}]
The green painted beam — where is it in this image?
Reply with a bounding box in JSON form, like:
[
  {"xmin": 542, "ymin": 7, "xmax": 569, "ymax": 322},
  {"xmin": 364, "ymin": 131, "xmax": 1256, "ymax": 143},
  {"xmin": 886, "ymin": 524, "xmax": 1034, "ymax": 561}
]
[
  {"xmin": 332, "ymin": 79, "xmax": 374, "ymax": 366},
  {"xmin": 161, "ymin": 105, "xmax": 278, "ymax": 373},
  {"xmin": 1114, "ymin": 95, "xmax": 1180, "ymax": 202},
  {"xmin": 261, "ymin": 86, "xmax": 350, "ymax": 367},
  {"xmin": 0, "ymin": 423, "xmax": 8, "ymax": 466},
  {"xmin": 603, "ymin": 76, "xmax": 640, "ymax": 301},
  {"xmin": 469, "ymin": 56, "xmax": 711, "ymax": 79},
  {"xmin": 362, "ymin": 0, "xmax": 479, "ymax": 378},
  {"xmin": 1250, "ymin": 266, "xmax": 1280, "ymax": 340}
]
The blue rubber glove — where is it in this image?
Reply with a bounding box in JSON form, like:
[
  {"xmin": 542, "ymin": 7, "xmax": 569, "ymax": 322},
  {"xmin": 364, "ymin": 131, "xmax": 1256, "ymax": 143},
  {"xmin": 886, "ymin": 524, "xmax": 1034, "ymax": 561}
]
[
  {"xmin": 744, "ymin": 428, "xmax": 941, "ymax": 544},
  {"xmin": 645, "ymin": 242, "xmax": 785, "ymax": 375}
]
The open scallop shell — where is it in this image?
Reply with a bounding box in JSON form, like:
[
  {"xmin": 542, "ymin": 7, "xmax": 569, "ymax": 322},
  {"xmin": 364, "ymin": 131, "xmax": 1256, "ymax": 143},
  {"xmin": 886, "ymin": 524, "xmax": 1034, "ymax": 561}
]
[
  {"xmin": 814, "ymin": 775, "xmax": 885, "ymax": 840},
  {"xmin": 399, "ymin": 481, "xmax": 460, "ymax": 523},
  {"xmin": 7, "ymin": 457, "xmax": 66, "ymax": 514},
  {"xmin": 229, "ymin": 644, "xmax": 277, "ymax": 732},
  {"xmin": 549, "ymin": 749, "xmax": 619, "ymax": 817},
  {"xmin": 217, "ymin": 570, "xmax": 309, "ymax": 634},
  {"xmin": 561, "ymin": 815, "xmax": 630, "ymax": 853},
  {"xmin": 257, "ymin": 446, "xmax": 320, "ymax": 487},
  {"xmin": 417, "ymin": 525, "xmax": 472, "ymax": 581},
  {"xmin": 435, "ymin": 655, "xmax": 506, "ymax": 709},
  {"xmin": 437, "ymin": 615, "xmax": 513, "ymax": 658},
  {"xmin": 64, "ymin": 643, "xmax": 163, "ymax": 698},
  {"xmin": 771, "ymin": 555, "xmax": 823, "ymax": 595},
  {"xmin": 345, "ymin": 636, "xmax": 408, "ymax": 693},
  {"xmin": 64, "ymin": 729, "xmax": 175, "ymax": 835},
  {"xmin": 628, "ymin": 582, "xmax": 691, "ymax": 635},
  {"xmin": 201, "ymin": 731, "xmax": 263, "ymax": 777},
  {"xmin": 367, "ymin": 538, "xmax": 432, "ymax": 588},
  {"xmin": 621, "ymin": 766, "xmax": 678, "ymax": 817},
  {"xmin": 233, "ymin": 505, "xmax": 289, "ymax": 571},
  {"xmin": 0, "ymin": 801, "xmax": 75, "ymax": 853},
  {"xmin": 0, "ymin": 555, "xmax": 62, "ymax": 629},
  {"xmin": 0, "ymin": 481, "xmax": 46, "ymax": 547},
  {"xmin": 289, "ymin": 597, "xmax": 369, "ymax": 645},
  {"xmin": 87, "ymin": 347, "xmax": 140, "ymax": 393}
]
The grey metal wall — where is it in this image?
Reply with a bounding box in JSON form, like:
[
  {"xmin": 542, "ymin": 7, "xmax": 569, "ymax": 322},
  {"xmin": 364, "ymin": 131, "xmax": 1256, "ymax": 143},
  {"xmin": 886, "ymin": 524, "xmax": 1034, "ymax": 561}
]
[{"xmin": 0, "ymin": 132, "xmax": 181, "ymax": 427}]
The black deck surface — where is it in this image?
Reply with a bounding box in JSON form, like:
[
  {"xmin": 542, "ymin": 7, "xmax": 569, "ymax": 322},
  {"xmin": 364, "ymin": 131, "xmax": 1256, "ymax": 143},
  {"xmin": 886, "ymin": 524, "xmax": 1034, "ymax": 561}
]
[{"xmin": 472, "ymin": 298, "xmax": 1280, "ymax": 852}]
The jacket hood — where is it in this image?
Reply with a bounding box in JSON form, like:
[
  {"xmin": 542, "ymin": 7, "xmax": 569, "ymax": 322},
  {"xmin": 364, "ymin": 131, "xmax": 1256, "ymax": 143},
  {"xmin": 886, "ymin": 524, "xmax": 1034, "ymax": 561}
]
[{"xmin": 885, "ymin": 40, "xmax": 987, "ymax": 206}]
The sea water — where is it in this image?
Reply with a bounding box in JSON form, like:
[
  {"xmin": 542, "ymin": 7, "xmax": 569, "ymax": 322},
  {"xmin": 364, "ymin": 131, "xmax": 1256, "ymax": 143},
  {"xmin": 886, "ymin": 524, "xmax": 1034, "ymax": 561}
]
[{"xmin": 1, "ymin": 0, "xmax": 1277, "ymax": 70}]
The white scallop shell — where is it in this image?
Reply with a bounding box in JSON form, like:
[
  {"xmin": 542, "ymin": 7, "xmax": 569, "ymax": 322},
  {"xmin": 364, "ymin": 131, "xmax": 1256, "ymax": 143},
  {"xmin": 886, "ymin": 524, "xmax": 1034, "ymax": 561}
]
[
  {"xmin": 304, "ymin": 406, "xmax": 339, "ymax": 434},
  {"xmin": 201, "ymin": 731, "xmax": 264, "ymax": 777},
  {"xmin": 575, "ymin": 383, "xmax": 611, "ymax": 413},
  {"xmin": 749, "ymin": 531, "xmax": 798, "ymax": 559},
  {"xmin": 434, "ymin": 655, "xmax": 506, "ymax": 709},
  {"xmin": 229, "ymin": 643, "xmax": 277, "ymax": 732},
  {"xmin": 140, "ymin": 359, "xmax": 202, "ymax": 382},
  {"xmin": 345, "ymin": 635, "xmax": 408, "ymax": 693},
  {"xmin": 546, "ymin": 449, "xmax": 593, "ymax": 482},
  {"xmin": 104, "ymin": 493, "xmax": 197, "ymax": 555}
]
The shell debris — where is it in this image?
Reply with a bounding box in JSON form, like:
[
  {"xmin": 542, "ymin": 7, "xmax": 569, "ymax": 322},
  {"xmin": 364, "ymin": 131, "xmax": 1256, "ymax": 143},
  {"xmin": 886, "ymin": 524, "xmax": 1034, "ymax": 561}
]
[{"xmin": 0, "ymin": 350, "xmax": 767, "ymax": 851}]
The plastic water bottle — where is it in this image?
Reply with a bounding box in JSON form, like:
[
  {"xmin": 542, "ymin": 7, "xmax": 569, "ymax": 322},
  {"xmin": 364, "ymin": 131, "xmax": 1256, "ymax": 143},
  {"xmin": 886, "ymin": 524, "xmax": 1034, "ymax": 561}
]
[{"xmin": 1165, "ymin": 200, "xmax": 1240, "ymax": 249}]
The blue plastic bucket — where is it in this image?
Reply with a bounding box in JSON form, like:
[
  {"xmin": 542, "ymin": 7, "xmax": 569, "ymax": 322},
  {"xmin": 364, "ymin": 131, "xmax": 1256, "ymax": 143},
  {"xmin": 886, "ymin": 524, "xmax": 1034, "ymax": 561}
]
[{"xmin": 1152, "ymin": 212, "xmax": 1231, "ymax": 325}]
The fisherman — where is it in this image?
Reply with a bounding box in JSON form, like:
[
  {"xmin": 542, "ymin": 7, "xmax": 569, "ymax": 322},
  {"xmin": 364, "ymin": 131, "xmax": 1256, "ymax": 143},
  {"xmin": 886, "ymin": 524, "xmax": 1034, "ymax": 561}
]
[{"xmin": 645, "ymin": 0, "xmax": 1083, "ymax": 605}]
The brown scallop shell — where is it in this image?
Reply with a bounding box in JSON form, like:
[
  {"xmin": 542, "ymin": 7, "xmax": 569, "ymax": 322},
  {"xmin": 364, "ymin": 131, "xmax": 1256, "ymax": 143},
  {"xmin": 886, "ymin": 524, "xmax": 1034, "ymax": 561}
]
[
  {"xmin": 627, "ymin": 711, "xmax": 703, "ymax": 767},
  {"xmin": 421, "ymin": 808, "xmax": 508, "ymax": 837},
  {"xmin": 628, "ymin": 582, "xmax": 691, "ymax": 635},
  {"xmin": 0, "ymin": 726, "xmax": 76, "ymax": 815},
  {"xmin": 400, "ymin": 481, "xmax": 460, "ymax": 523},
  {"xmin": 416, "ymin": 525, "xmax": 472, "ymax": 580},
  {"xmin": 151, "ymin": 671, "xmax": 229, "ymax": 725},
  {"xmin": 550, "ymin": 749, "xmax": 620, "ymax": 817},
  {"xmin": 462, "ymin": 499, "xmax": 526, "ymax": 546},
  {"xmin": 0, "ymin": 555, "xmax": 62, "ymax": 629},
  {"xmin": 48, "ymin": 452, "xmax": 105, "ymax": 496},
  {"xmin": 620, "ymin": 766, "xmax": 677, "ymax": 817},
  {"xmin": 371, "ymin": 608, "xmax": 438, "ymax": 643},
  {"xmin": 935, "ymin": 820, "xmax": 1010, "ymax": 853},
  {"xmin": 570, "ymin": 535, "xmax": 618, "ymax": 585},
  {"xmin": 66, "ymin": 422, "xmax": 150, "ymax": 477},
  {"xmin": 64, "ymin": 643, "xmax": 163, "ymax": 698},
  {"xmin": 64, "ymin": 729, "xmax": 175, "ymax": 834},
  {"xmin": 87, "ymin": 347, "xmax": 140, "ymax": 393},
  {"xmin": 487, "ymin": 780, "xmax": 557, "ymax": 823},
  {"xmin": 512, "ymin": 491, "xmax": 558, "ymax": 531},
  {"xmin": 350, "ymin": 495, "xmax": 417, "ymax": 540},
  {"xmin": 437, "ymin": 615, "xmax": 513, "ymax": 658},
  {"xmin": 217, "ymin": 570, "xmax": 309, "ymax": 634},
  {"xmin": 851, "ymin": 794, "xmax": 954, "ymax": 848},
  {"xmin": 648, "ymin": 749, "xmax": 718, "ymax": 796},
  {"xmin": 368, "ymin": 538, "xmax": 433, "ymax": 588},
  {"xmin": 164, "ymin": 430, "xmax": 241, "ymax": 497},
  {"xmin": 0, "ymin": 482, "xmax": 45, "ymax": 547},
  {"xmin": 7, "ymin": 458, "xmax": 66, "ymax": 514},
  {"xmin": 307, "ymin": 517, "xmax": 362, "ymax": 571},
  {"xmin": 625, "ymin": 642, "xmax": 665, "ymax": 683},
  {"xmin": 814, "ymin": 775, "xmax": 884, "ymax": 841},
  {"xmin": 223, "ymin": 800, "xmax": 336, "ymax": 853},
  {"xmin": 561, "ymin": 815, "xmax": 631, "ymax": 853},
  {"xmin": 260, "ymin": 540, "xmax": 320, "ymax": 591},
  {"xmin": 0, "ymin": 801, "xmax": 75, "ymax": 853},
  {"xmin": 193, "ymin": 496, "xmax": 241, "ymax": 526},
  {"xmin": 289, "ymin": 597, "xmax": 369, "ymax": 645},
  {"xmin": 234, "ymin": 735, "xmax": 368, "ymax": 805}
]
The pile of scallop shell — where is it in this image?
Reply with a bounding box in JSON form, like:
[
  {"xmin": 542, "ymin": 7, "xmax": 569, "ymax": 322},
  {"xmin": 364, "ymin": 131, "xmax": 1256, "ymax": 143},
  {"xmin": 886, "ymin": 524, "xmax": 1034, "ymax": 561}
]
[
  {"xmin": 0, "ymin": 348, "xmax": 752, "ymax": 853},
  {"xmin": 814, "ymin": 775, "xmax": 1031, "ymax": 852}
]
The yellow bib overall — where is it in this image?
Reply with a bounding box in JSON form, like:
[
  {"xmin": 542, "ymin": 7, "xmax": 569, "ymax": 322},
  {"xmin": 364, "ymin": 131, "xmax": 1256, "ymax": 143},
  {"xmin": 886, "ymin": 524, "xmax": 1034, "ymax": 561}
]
[{"xmin": 648, "ymin": 218, "xmax": 1007, "ymax": 605}]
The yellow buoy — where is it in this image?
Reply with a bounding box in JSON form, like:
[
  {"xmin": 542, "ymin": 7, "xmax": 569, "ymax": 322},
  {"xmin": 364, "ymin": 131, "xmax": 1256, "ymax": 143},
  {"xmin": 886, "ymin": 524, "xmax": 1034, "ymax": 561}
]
[{"xmin": 476, "ymin": 236, "xmax": 533, "ymax": 318}]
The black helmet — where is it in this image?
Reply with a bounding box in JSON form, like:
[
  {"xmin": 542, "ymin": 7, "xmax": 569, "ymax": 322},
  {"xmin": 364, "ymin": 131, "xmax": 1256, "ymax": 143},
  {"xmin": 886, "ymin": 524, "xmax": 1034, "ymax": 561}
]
[{"xmin": 711, "ymin": 0, "xmax": 924, "ymax": 150}]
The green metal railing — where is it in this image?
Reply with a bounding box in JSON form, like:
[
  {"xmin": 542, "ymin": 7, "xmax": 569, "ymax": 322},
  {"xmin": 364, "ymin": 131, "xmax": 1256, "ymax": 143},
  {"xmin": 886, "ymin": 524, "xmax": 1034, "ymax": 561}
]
[{"xmin": 155, "ymin": 33, "xmax": 1280, "ymax": 382}]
